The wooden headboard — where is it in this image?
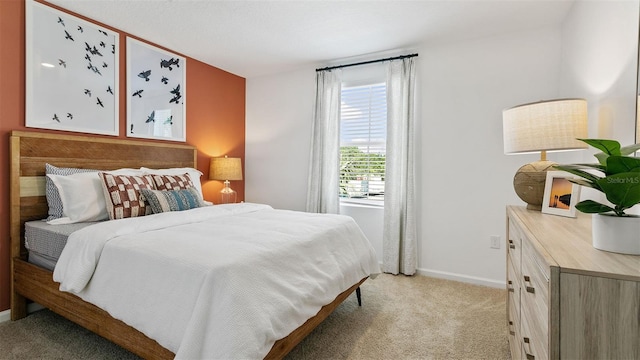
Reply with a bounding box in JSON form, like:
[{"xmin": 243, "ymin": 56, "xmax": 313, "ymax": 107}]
[{"xmin": 9, "ymin": 130, "xmax": 197, "ymax": 262}]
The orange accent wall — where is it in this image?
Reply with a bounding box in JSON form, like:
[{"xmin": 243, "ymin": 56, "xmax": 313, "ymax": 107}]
[{"xmin": 0, "ymin": 0, "xmax": 245, "ymax": 312}]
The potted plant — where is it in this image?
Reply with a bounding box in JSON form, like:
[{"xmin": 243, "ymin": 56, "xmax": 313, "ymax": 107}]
[{"xmin": 554, "ymin": 139, "xmax": 640, "ymax": 255}]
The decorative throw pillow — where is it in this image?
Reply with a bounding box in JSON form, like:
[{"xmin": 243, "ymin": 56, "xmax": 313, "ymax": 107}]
[
  {"xmin": 140, "ymin": 188, "xmax": 206, "ymax": 214},
  {"xmin": 45, "ymin": 164, "xmax": 96, "ymax": 221},
  {"xmin": 46, "ymin": 172, "xmax": 109, "ymax": 224},
  {"xmin": 140, "ymin": 167, "xmax": 205, "ymax": 199},
  {"xmin": 98, "ymin": 172, "xmax": 156, "ymax": 220},
  {"xmin": 45, "ymin": 164, "xmax": 146, "ymax": 221},
  {"xmin": 151, "ymin": 173, "xmax": 195, "ymax": 191}
]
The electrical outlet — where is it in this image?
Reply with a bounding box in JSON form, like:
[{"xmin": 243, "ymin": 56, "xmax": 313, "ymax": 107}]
[{"xmin": 490, "ymin": 235, "xmax": 500, "ymax": 249}]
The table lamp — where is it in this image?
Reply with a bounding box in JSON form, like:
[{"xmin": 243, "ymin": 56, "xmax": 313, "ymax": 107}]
[
  {"xmin": 209, "ymin": 155, "xmax": 243, "ymax": 204},
  {"xmin": 503, "ymin": 98, "xmax": 588, "ymax": 210}
]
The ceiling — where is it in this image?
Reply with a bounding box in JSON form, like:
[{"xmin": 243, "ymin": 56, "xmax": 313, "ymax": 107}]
[{"xmin": 46, "ymin": 0, "xmax": 575, "ymax": 79}]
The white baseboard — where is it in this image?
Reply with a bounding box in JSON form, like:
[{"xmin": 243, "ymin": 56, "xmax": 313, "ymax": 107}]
[
  {"xmin": 416, "ymin": 268, "xmax": 506, "ymax": 289},
  {"xmin": 0, "ymin": 309, "xmax": 10, "ymax": 323},
  {"xmin": 0, "ymin": 303, "xmax": 45, "ymax": 324}
]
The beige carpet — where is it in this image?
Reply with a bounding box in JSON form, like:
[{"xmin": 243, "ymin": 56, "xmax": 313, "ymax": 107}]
[{"xmin": 0, "ymin": 274, "xmax": 509, "ymax": 359}]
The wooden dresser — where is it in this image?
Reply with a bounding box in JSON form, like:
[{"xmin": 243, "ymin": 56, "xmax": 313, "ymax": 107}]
[{"xmin": 506, "ymin": 206, "xmax": 640, "ymax": 360}]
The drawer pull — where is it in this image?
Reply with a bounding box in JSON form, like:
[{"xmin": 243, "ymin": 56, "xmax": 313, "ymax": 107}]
[
  {"xmin": 509, "ymin": 240, "xmax": 515, "ymax": 249},
  {"xmin": 524, "ymin": 275, "xmax": 535, "ymax": 293},
  {"xmin": 523, "ymin": 337, "xmax": 535, "ymax": 359},
  {"xmin": 508, "ymin": 321, "xmax": 515, "ymax": 335},
  {"xmin": 508, "ymin": 280, "xmax": 514, "ymax": 292}
]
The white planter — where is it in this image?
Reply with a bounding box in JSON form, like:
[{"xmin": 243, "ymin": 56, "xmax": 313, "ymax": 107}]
[{"xmin": 592, "ymin": 214, "xmax": 640, "ymax": 255}]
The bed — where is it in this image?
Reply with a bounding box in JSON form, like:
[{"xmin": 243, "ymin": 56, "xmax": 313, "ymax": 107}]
[{"xmin": 9, "ymin": 130, "xmax": 380, "ymax": 359}]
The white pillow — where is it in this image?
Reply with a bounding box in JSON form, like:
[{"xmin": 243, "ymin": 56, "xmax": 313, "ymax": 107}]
[
  {"xmin": 110, "ymin": 168, "xmax": 147, "ymax": 176},
  {"xmin": 140, "ymin": 167, "xmax": 208, "ymax": 203},
  {"xmin": 46, "ymin": 172, "xmax": 109, "ymax": 224}
]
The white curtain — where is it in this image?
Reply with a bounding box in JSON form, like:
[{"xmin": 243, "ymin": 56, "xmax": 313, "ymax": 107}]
[
  {"xmin": 306, "ymin": 69, "xmax": 342, "ymax": 214},
  {"xmin": 383, "ymin": 57, "xmax": 417, "ymax": 275}
]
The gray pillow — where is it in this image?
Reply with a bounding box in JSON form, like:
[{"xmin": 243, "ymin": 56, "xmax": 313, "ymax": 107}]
[{"xmin": 45, "ymin": 163, "xmax": 96, "ymax": 221}]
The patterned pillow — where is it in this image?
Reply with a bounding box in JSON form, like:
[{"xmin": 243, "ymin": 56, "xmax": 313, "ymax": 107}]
[
  {"xmin": 140, "ymin": 167, "xmax": 204, "ymax": 199},
  {"xmin": 45, "ymin": 164, "xmax": 96, "ymax": 221},
  {"xmin": 140, "ymin": 188, "xmax": 206, "ymax": 214},
  {"xmin": 98, "ymin": 172, "xmax": 156, "ymax": 220},
  {"xmin": 151, "ymin": 173, "xmax": 195, "ymax": 191}
]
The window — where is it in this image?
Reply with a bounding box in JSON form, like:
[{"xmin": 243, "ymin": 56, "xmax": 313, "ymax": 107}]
[{"xmin": 340, "ymin": 82, "xmax": 386, "ymax": 204}]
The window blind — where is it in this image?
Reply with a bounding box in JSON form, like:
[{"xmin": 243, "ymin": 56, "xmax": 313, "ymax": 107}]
[{"xmin": 340, "ymin": 83, "xmax": 386, "ymax": 201}]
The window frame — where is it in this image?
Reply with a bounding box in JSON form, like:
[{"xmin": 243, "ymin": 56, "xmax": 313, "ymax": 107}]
[{"xmin": 339, "ymin": 80, "xmax": 387, "ymax": 206}]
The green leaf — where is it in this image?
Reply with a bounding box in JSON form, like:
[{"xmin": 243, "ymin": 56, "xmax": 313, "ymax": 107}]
[
  {"xmin": 596, "ymin": 173, "xmax": 640, "ymax": 209},
  {"xmin": 568, "ymin": 178, "xmax": 598, "ymax": 189},
  {"xmin": 620, "ymin": 143, "xmax": 640, "ymax": 156},
  {"xmin": 555, "ymin": 140, "xmax": 640, "ymax": 215},
  {"xmin": 553, "ymin": 165, "xmax": 603, "ymax": 184},
  {"xmin": 553, "ymin": 163, "xmax": 606, "ymax": 172},
  {"xmin": 575, "ymin": 200, "xmax": 615, "ymax": 214},
  {"xmin": 606, "ymin": 156, "xmax": 640, "ymax": 175},
  {"xmin": 578, "ymin": 138, "xmax": 621, "ymax": 156}
]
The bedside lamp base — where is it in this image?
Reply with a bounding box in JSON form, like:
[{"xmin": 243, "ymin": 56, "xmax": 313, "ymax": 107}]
[
  {"xmin": 513, "ymin": 160, "xmax": 556, "ymax": 211},
  {"xmin": 220, "ymin": 180, "xmax": 237, "ymax": 204}
]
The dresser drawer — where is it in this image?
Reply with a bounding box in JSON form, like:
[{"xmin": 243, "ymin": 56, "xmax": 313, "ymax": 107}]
[
  {"xmin": 520, "ymin": 243, "xmax": 550, "ymax": 360},
  {"xmin": 508, "ymin": 316, "xmax": 522, "ymax": 359},
  {"xmin": 507, "ymin": 257, "xmax": 520, "ymax": 322},
  {"xmin": 507, "ymin": 220, "xmax": 522, "ymax": 273},
  {"xmin": 507, "ymin": 259, "xmax": 522, "ymax": 359}
]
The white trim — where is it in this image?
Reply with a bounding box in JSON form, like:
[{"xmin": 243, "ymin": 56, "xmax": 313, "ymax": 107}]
[
  {"xmin": 0, "ymin": 303, "xmax": 46, "ymax": 324},
  {"xmin": 416, "ymin": 268, "xmax": 506, "ymax": 289},
  {"xmin": 339, "ymin": 200, "xmax": 383, "ymax": 209},
  {"xmin": 0, "ymin": 309, "xmax": 10, "ymax": 323},
  {"xmin": 376, "ymin": 261, "xmax": 506, "ymax": 289}
]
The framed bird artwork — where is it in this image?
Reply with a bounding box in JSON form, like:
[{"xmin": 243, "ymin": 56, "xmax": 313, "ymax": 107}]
[
  {"xmin": 126, "ymin": 37, "xmax": 186, "ymax": 142},
  {"xmin": 25, "ymin": 0, "xmax": 119, "ymax": 136}
]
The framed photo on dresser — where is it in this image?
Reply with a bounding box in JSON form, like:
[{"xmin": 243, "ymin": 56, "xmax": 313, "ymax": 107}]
[{"xmin": 541, "ymin": 171, "xmax": 581, "ymax": 217}]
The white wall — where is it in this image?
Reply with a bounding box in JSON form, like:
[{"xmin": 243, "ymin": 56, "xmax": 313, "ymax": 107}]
[
  {"xmin": 559, "ymin": 0, "xmax": 638, "ymax": 146},
  {"xmin": 559, "ymin": 0, "xmax": 639, "ymax": 214},
  {"xmin": 246, "ymin": 27, "xmax": 575, "ymax": 287},
  {"xmin": 246, "ymin": 2, "xmax": 640, "ymax": 285},
  {"xmin": 416, "ymin": 28, "xmax": 582, "ymax": 287},
  {"xmin": 245, "ymin": 68, "xmax": 315, "ymax": 211}
]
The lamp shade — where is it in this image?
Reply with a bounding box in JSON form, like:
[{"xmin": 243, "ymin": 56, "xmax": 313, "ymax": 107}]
[
  {"xmin": 209, "ymin": 156, "xmax": 243, "ymax": 181},
  {"xmin": 503, "ymin": 98, "xmax": 588, "ymax": 154}
]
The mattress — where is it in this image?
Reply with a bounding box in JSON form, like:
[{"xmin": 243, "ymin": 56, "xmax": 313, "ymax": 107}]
[
  {"xmin": 25, "ymin": 220, "xmax": 98, "ymax": 270},
  {"xmin": 53, "ymin": 203, "xmax": 381, "ymax": 358}
]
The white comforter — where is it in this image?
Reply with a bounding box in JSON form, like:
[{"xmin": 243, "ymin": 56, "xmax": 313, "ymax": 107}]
[{"xmin": 53, "ymin": 203, "xmax": 380, "ymax": 359}]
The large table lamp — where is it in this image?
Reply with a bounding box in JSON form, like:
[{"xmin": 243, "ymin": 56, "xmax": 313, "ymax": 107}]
[
  {"xmin": 209, "ymin": 155, "xmax": 243, "ymax": 204},
  {"xmin": 503, "ymin": 98, "xmax": 588, "ymax": 210}
]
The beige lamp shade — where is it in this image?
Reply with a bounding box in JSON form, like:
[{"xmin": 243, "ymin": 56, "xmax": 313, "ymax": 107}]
[
  {"xmin": 503, "ymin": 98, "xmax": 588, "ymax": 155},
  {"xmin": 209, "ymin": 156, "xmax": 243, "ymax": 181}
]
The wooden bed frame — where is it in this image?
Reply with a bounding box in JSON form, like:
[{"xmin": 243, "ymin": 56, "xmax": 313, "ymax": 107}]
[{"xmin": 9, "ymin": 130, "xmax": 366, "ymax": 359}]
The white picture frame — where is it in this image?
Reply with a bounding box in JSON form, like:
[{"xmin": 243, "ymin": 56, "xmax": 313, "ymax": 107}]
[
  {"xmin": 126, "ymin": 37, "xmax": 186, "ymax": 142},
  {"xmin": 25, "ymin": 0, "xmax": 119, "ymax": 136},
  {"xmin": 542, "ymin": 171, "xmax": 581, "ymax": 218}
]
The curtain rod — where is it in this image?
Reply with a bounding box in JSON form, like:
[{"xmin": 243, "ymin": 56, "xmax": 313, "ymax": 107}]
[{"xmin": 315, "ymin": 53, "xmax": 418, "ymax": 72}]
